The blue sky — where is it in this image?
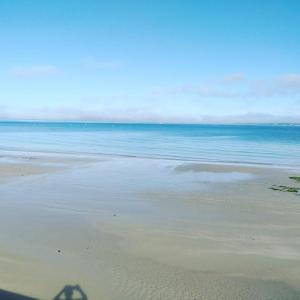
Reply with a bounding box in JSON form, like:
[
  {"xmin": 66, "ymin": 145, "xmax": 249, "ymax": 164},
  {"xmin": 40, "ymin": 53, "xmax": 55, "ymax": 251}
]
[{"xmin": 1, "ymin": 0, "xmax": 300, "ymax": 123}]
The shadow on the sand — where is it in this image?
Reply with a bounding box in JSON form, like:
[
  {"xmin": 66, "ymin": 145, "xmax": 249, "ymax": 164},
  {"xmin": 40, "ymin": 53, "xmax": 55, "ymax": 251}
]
[
  {"xmin": 53, "ymin": 285, "xmax": 88, "ymax": 300},
  {"xmin": 0, "ymin": 289, "xmax": 38, "ymax": 300},
  {"xmin": 0, "ymin": 285, "xmax": 87, "ymax": 300}
]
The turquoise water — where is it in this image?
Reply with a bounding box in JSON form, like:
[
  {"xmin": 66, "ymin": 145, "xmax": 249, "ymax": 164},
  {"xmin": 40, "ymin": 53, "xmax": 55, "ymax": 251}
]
[{"xmin": 0, "ymin": 121, "xmax": 300, "ymax": 167}]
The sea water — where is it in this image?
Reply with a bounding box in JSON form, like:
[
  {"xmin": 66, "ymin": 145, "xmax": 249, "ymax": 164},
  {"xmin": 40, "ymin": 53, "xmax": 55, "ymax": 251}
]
[{"xmin": 0, "ymin": 122, "xmax": 299, "ymax": 167}]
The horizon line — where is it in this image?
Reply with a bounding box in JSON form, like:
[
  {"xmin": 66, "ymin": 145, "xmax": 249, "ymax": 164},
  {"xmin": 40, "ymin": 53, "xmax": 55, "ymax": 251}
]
[{"xmin": 0, "ymin": 119, "xmax": 299, "ymax": 126}]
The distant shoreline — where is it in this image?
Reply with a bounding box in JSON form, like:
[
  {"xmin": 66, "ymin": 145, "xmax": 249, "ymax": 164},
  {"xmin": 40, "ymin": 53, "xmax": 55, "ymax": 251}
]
[{"xmin": 0, "ymin": 119, "xmax": 300, "ymax": 126}]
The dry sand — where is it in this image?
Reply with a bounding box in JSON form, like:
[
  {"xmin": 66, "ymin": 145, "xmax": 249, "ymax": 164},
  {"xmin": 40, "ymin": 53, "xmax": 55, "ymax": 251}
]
[{"xmin": 0, "ymin": 154, "xmax": 300, "ymax": 299}]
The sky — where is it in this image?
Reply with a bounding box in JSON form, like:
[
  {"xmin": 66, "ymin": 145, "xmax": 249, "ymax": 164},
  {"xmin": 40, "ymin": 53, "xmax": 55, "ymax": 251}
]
[{"xmin": 0, "ymin": 0, "xmax": 300, "ymax": 123}]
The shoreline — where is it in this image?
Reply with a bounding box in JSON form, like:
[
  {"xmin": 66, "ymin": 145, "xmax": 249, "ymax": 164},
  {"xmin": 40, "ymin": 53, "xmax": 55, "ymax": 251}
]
[{"xmin": 0, "ymin": 148, "xmax": 299, "ymax": 173}]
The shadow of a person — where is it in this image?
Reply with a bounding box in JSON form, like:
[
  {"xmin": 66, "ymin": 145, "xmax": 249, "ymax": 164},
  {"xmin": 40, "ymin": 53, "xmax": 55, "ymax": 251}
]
[{"xmin": 53, "ymin": 285, "xmax": 87, "ymax": 300}]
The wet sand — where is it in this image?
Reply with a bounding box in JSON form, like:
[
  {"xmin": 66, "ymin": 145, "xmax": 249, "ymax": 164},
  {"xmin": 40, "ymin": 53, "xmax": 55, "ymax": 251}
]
[{"xmin": 0, "ymin": 154, "xmax": 300, "ymax": 299}]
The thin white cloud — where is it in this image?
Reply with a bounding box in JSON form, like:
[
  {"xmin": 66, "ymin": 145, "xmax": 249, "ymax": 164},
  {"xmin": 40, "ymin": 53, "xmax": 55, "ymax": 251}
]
[
  {"xmin": 152, "ymin": 83, "xmax": 244, "ymax": 99},
  {"xmin": 221, "ymin": 73, "xmax": 245, "ymax": 84},
  {"xmin": 1, "ymin": 107, "xmax": 300, "ymax": 124},
  {"xmin": 152, "ymin": 73, "xmax": 300, "ymax": 100},
  {"xmin": 278, "ymin": 74, "xmax": 300, "ymax": 90},
  {"xmin": 200, "ymin": 113, "xmax": 300, "ymax": 124},
  {"xmin": 0, "ymin": 107, "xmax": 164, "ymax": 123},
  {"xmin": 83, "ymin": 57, "xmax": 124, "ymax": 70},
  {"xmin": 8, "ymin": 65, "xmax": 62, "ymax": 79},
  {"xmin": 251, "ymin": 74, "xmax": 300, "ymax": 97}
]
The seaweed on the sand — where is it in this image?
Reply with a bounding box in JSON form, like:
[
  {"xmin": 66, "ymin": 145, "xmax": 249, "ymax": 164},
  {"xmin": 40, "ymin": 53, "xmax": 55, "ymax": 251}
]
[
  {"xmin": 270, "ymin": 185, "xmax": 299, "ymax": 193},
  {"xmin": 289, "ymin": 176, "xmax": 300, "ymax": 182}
]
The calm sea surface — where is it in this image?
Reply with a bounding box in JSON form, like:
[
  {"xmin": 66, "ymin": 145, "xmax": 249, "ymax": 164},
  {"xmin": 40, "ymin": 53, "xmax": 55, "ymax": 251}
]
[{"xmin": 0, "ymin": 122, "xmax": 299, "ymax": 167}]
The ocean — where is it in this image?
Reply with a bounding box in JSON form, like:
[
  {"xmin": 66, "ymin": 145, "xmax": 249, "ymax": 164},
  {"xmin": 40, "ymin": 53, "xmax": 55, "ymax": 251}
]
[{"xmin": 0, "ymin": 121, "xmax": 299, "ymax": 167}]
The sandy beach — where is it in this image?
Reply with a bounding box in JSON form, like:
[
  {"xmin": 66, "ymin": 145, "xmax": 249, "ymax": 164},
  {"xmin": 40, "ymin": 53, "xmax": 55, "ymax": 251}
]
[{"xmin": 0, "ymin": 153, "xmax": 299, "ymax": 299}]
